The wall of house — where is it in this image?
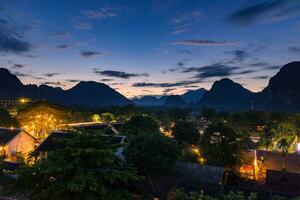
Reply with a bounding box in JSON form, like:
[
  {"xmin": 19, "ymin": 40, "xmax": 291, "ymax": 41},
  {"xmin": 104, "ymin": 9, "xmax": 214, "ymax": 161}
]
[{"xmin": 5, "ymin": 131, "xmax": 35, "ymax": 161}]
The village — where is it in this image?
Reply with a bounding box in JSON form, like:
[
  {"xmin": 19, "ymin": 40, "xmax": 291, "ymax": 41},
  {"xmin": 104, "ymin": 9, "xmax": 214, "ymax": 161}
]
[{"xmin": 0, "ymin": 99, "xmax": 299, "ymax": 200}]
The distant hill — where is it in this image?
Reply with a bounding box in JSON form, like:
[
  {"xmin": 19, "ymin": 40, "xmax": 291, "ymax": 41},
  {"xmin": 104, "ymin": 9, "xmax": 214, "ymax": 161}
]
[
  {"xmin": 133, "ymin": 88, "xmax": 206, "ymax": 106},
  {"xmin": 181, "ymin": 88, "xmax": 207, "ymax": 104},
  {"xmin": 0, "ymin": 68, "xmax": 131, "ymax": 107},
  {"xmin": 256, "ymin": 61, "xmax": 300, "ymax": 111},
  {"xmin": 132, "ymin": 96, "xmax": 160, "ymax": 106},
  {"xmin": 163, "ymin": 95, "xmax": 186, "ymax": 107},
  {"xmin": 198, "ymin": 78, "xmax": 254, "ymax": 110}
]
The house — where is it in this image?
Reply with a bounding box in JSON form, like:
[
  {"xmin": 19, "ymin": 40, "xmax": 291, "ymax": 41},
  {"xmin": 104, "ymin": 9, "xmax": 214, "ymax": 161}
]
[
  {"xmin": 257, "ymin": 170, "xmax": 300, "ymax": 197},
  {"xmin": 0, "ymin": 128, "xmax": 35, "ymax": 161},
  {"xmin": 241, "ymin": 150, "xmax": 300, "ymax": 179},
  {"xmin": 132, "ymin": 162, "xmax": 224, "ymax": 199},
  {"xmin": 35, "ymin": 131, "xmax": 128, "ymax": 159},
  {"xmin": 67, "ymin": 122, "xmax": 125, "ymax": 134}
]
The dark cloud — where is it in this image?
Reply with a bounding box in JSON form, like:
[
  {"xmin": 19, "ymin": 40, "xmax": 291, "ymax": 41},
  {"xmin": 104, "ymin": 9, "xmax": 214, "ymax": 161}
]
[
  {"xmin": 66, "ymin": 79, "xmax": 81, "ymax": 83},
  {"xmin": 182, "ymin": 63, "xmax": 256, "ymax": 79},
  {"xmin": 171, "ymin": 39, "xmax": 236, "ymax": 46},
  {"xmin": 56, "ymin": 44, "xmax": 73, "ymax": 49},
  {"xmin": 0, "ymin": 19, "xmax": 32, "ymax": 54},
  {"xmin": 80, "ymin": 51, "xmax": 103, "ymax": 57},
  {"xmin": 94, "ymin": 69, "xmax": 149, "ymax": 79},
  {"xmin": 252, "ymin": 75, "xmax": 269, "ymax": 80},
  {"xmin": 100, "ymin": 78, "xmax": 113, "ymax": 82},
  {"xmin": 228, "ymin": 0, "xmax": 300, "ymax": 26},
  {"xmin": 42, "ymin": 81, "xmax": 62, "ymax": 86},
  {"xmin": 182, "ymin": 64, "xmax": 239, "ymax": 78},
  {"xmin": 230, "ymin": 50, "xmax": 250, "ymax": 62},
  {"xmin": 289, "ymin": 46, "xmax": 300, "ymax": 53},
  {"xmin": 11, "ymin": 63, "xmax": 25, "ymax": 69},
  {"xmin": 43, "ymin": 73, "xmax": 60, "ymax": 77},
  {"xmin": 163, "ymin": 88, "xmax": 175, "ymax": 93},
  {"xmin": 133, "ymin": 79, "xmax": 202, "ymax": 88}
]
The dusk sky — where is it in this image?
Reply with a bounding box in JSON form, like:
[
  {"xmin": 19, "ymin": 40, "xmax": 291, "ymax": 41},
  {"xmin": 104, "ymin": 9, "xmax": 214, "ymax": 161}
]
[{"xmin": 1, "ymin": 0, "xmax": 300, "ymax": 98}]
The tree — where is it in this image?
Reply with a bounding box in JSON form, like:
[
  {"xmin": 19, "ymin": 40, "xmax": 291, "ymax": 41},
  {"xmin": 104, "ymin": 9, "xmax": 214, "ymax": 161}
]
[
  {"xmin": 122, "ymin": 115, "xmax": 160, "ymax": 137},
  {"xmin": 17, "ymin": 103, "xmax": 67, "ymax": 140},
  {"xmin": 172, "ymin": 121, "xmax": 200, "ymax": 145},
  {"xmin": 261, "ymin": 123, "xmax": 276, "ymax": 151},
  {"xmin": 18, "ymin": 131, "xmax": 137, "ymax": 200},
  {"xmin": 125, "ymin": 133, "xmax": 180, "ymax": 174},
  {"xmin": 202, "ymin": 122, "xmax": 245, "ymax": 173},
  {"xmin": 0, "ymin": 108, "xmax": 19, "ymax": 128},
  {"xmin": 100, "ymin": 112, "xmax": 115, "ymax": 123},
  {"xmin": 201, "ymin": 107, "xmax": 216, "ymax": 121},
  {"xmin": 223, "ymin": 191, "xmax": 257, "ymax": 200},
  {"xmin": 277, "ymin": 138, "xmax": 289, "ymax": 170}
]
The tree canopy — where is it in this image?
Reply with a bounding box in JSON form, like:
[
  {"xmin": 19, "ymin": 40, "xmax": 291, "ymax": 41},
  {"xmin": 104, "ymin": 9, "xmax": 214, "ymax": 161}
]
[
  {"xmin": 172, "ymin": 120, "xmax": 200, "ymax": 145},
  {"xmin": 125, "ymin": 132, "xmax": 180, "ymax": 174},
  {"xmin": 202, "ymin": 122, "xmax": 245, "ymax": 172},
  {"xmin": 121, "ymin": 115, "xmax": 160, "ymax": 137},
  {"xmin": 18, "ymin": 131, "xmax": 137, "ymax": 200}
]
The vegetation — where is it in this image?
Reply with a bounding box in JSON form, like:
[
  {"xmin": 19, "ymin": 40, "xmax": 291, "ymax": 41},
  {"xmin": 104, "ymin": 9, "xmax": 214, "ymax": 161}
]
[
  {"xmin": 202, "ymin": 122, "xmax": 246, "ymax": 173},
  {"xmin": 17, "ymin": 103, "xmax": 68, "ymax": 140},
  {"xmin": 0, "ymin": 108, "xmax": 19, "ymax": 128},
  {"xmin": 172, "ymin": 121, "xmax": 200, "ymax": 145},
  {"xmin": 18, "ymin": 131, "xmax": 137, "ymax": 200},
  {"xmin": 125, "ymin": 132, "xmax": 180, "ymax": 174},
  {"xmin": 121, "ymin": 115, "xmax": 160, "ymax": 137}
]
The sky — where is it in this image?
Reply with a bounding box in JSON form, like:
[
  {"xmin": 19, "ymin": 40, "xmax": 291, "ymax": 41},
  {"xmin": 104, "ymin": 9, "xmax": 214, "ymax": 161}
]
[{"xmin": 0, "ymin": 0, "xmax": 300, "ymax": 98}]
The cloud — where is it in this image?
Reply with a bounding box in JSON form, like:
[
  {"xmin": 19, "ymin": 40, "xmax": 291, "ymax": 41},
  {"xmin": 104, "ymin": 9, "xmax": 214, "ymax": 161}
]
[
  {"xmin": 183, "ymin": 64, "xmax": 239, "ymax": 79},
  {"xmin": 252, "ymin": 75, "xmax": 269, "ymax": 80},
  {"xmin": 100, "ymin": 78, "xmax": 113, "ymax": 82},
  {"xmin": 13, "ymin": 71, "xmax": 44, "ymax": 80},
  {"xmin": 42, "ymin": 81, "xmax": 62, "ymax": 86},
  {"xmin": 43, "ymin": 73, "xmax": 60, "ymax": 77},
  {"xmin": 56, "ymin": 44, "xmax": 73, "ymax": 49},
  {"xmin": 52, "ymin": 31, "xmax": 70, "ymax": 39},
  {"xmin": 182, "ymin": 63, "xmax": 256, "ymax": 79},
  {"xmin": 230, "ymin": 50, "xmax": 250, "ymax": 62},
  {"xmin": 94, "ymin": 69, "xmax": 149, "ymax": 79},
  {"xmin": 132, "ymin": 79, "xmax": 202, "ymax": 88},
  {"xmin": 171, "ymin": 39, "xmax": 236, "ymax": 46},
  {"xmin": 163, "ymin": 88, "xmax": 175, "ymax": 93},
  {"xmin": 73, "ymin": 21, "xmax": 93, "ymax": 30},
  {"xmin": 81, "ymin": 6, "xmax": 126, "ymax": 20},
  {"xmin": 66, "ymin": 79, "xmax": 81, "ymax": 83},
  {"xmin": 228, "ymin": 0, "xmax": 300, "ymax": 26},
  {"xmin": 0, "ymin": 19, "xmax": 32, "ymax": 54},
  {"xmin": 289, "ymin": 46, "xmax": 300, "ymax": 53},
  {"xmin": 171, "ymin": 10, "xmax": 201, "ymax": 34},
  {"xmin": 80, "ymin": 51, "xmax": 103, "ymax": 57},
  {"xmin": 11, "ymin": 63, "xmax": 25, "ymax": 69}
]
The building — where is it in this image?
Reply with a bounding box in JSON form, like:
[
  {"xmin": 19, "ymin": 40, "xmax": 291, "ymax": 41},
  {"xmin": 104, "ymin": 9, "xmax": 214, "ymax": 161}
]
[
  {"xmin": 66, "ymin": 121, "xmax": 125, "ymax": 134},
  {"xmin": 35, "ymin": 131, "xmax": 128, "ymax": 159},
  {"xmin": 132, "ymin": 162, "xmax": 224, "ymax": 199},
  {"xmin": 241, "ymin": 150, "xmax": 300, "ymax": 180},
  {"xmin": 257, "ymin": 170, "xmax": 300, "ymax": 197},
  {"xmin": 0, "ymin": 128, "xmax": 35, "ymax": 161}
]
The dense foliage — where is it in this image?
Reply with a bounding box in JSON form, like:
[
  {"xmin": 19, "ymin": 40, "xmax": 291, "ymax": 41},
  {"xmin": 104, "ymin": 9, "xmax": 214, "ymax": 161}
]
[
  {"xmin": 172, "ymin": 120, "xmax": 200, "ymax": 145},
  {"xmin": 125, "ymin": 132, "xmax": 180, "ymax": 174},
  {"xmin": 0, "ymin": 108, "xmax": 19, "ymax": 128},
  {"xmin": 18, "ymin": 132, "xmax": 137, "ymax": 200}
]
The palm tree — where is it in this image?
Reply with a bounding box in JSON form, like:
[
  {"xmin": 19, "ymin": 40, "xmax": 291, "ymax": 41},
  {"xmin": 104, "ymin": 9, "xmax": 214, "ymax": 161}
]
[{"xmin": 277, "ymin": 138, "xmax": 289, "ymax": 170}]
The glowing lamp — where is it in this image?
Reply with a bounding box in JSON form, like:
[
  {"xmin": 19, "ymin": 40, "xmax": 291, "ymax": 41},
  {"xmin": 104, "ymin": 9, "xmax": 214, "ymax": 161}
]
[{"xmin": 297, "ymin": 143, "xmax": 300, "ymax": 153}]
